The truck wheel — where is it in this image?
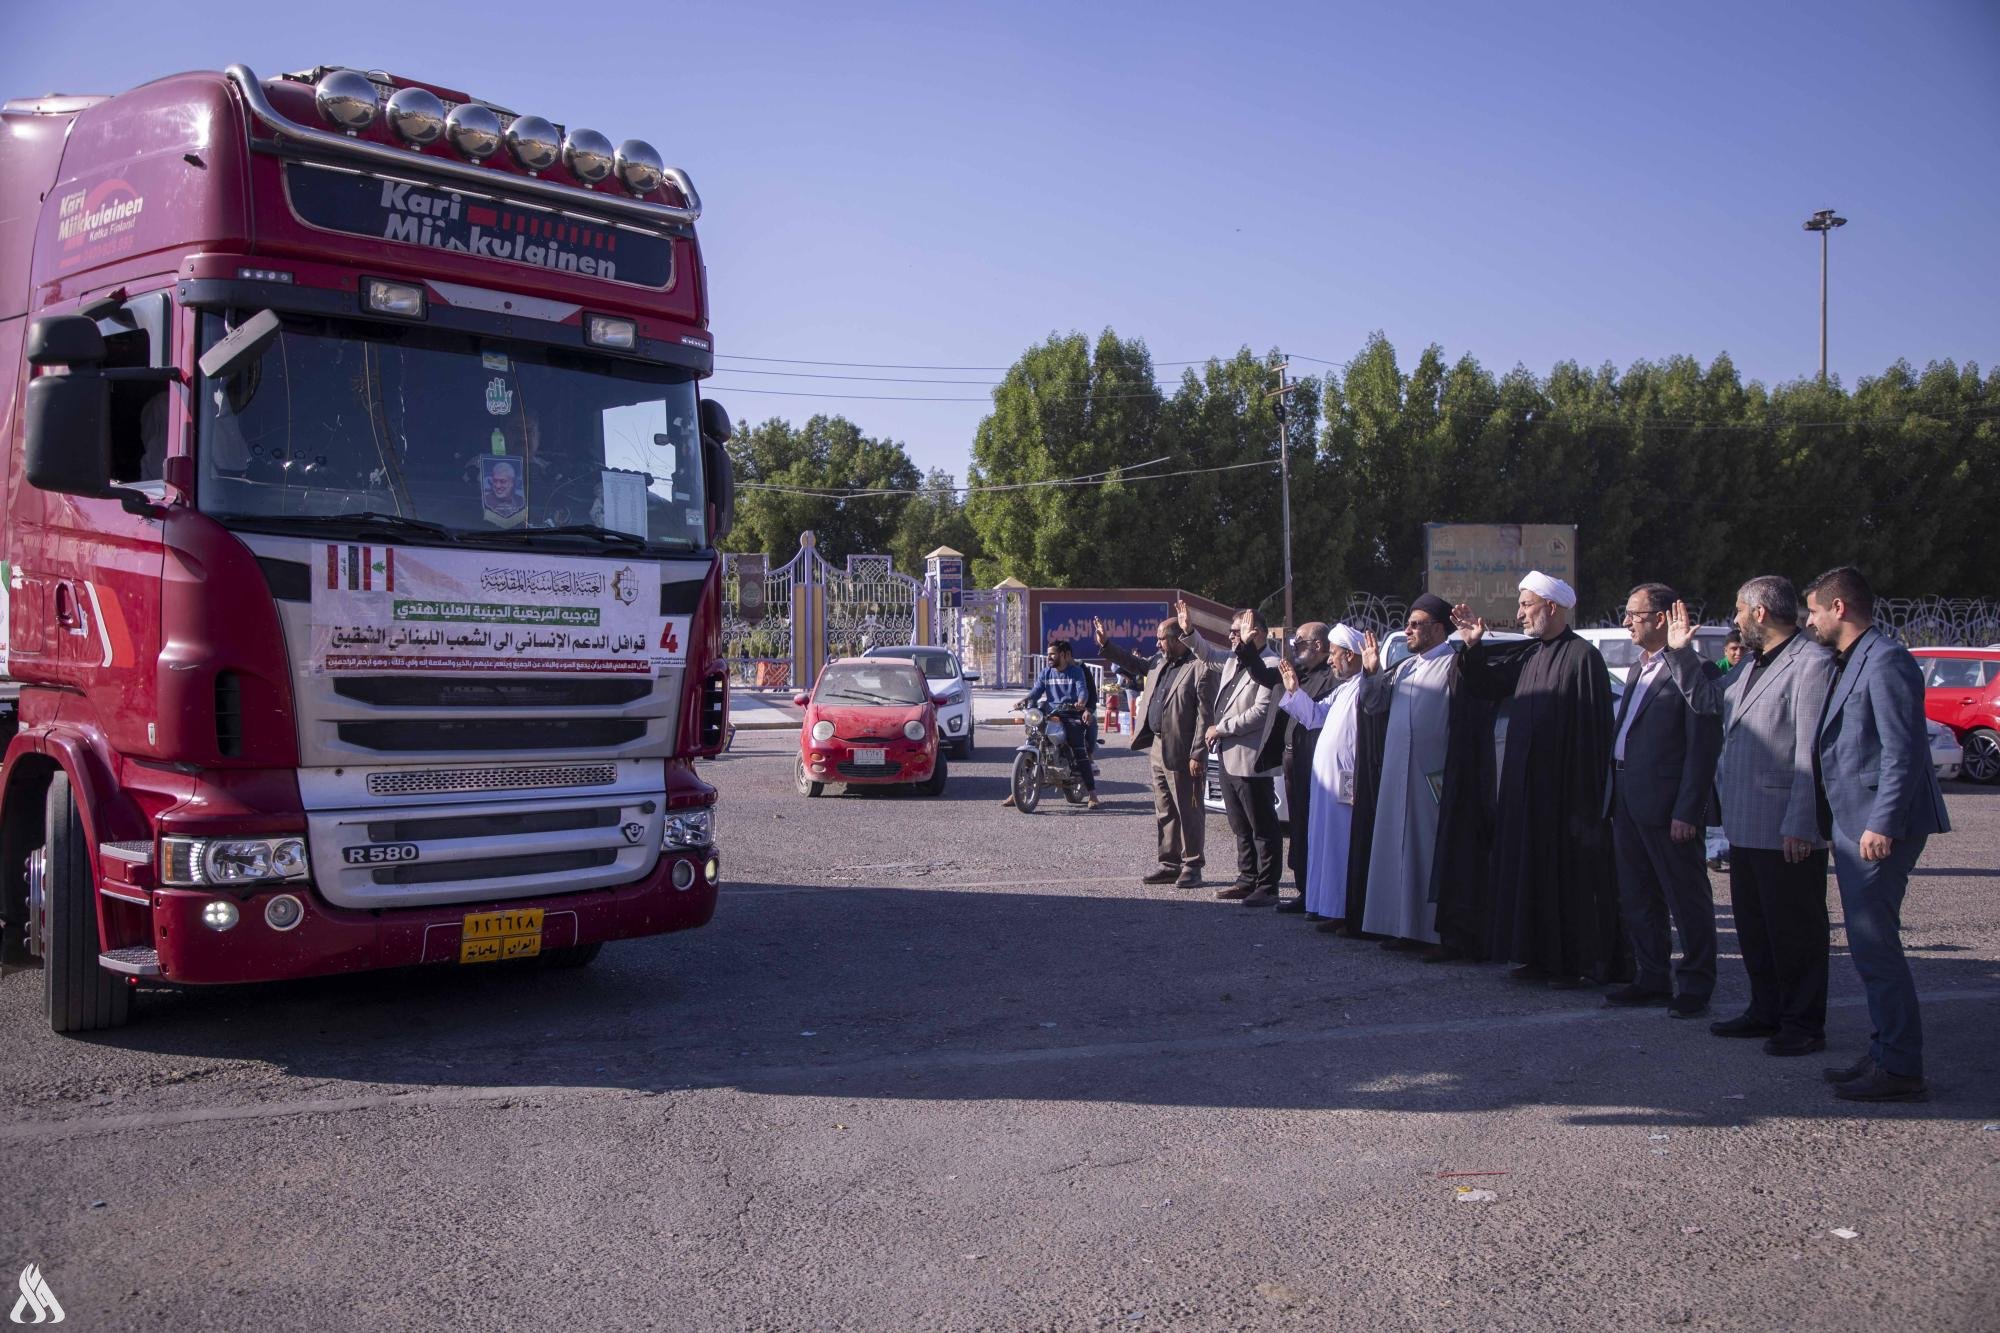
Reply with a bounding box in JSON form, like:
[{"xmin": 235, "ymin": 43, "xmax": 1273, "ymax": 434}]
[
  {"xmin": 1962, "ymin": 728, "xmax": 2000, "ymax": 784},
  {"xmin": 795, "ymin": 756, "xmax": 825, "ymax": 797},
  {"xmin": 42, "ymin": 773, "xmax": 131, "ymax": 1033},
  {"xmin": 538, "ymin": 942, "xmax": 602, "ymax": 969},
  {"xmin": 919, "ymin": 755, "xmax": 949, "ymax": 797},
  {"xmin": 1010, "ymin": 752, "xmax": 1041, "ymax": 812}
]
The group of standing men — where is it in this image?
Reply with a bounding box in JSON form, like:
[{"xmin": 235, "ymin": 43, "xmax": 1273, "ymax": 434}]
[{"xmin": 1096, "ymin": 566, "xmax": 1949, "ymax": 1104}]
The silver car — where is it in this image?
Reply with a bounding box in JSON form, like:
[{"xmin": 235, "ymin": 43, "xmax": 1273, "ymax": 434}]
[{"xmin": 863, "ymin": 646, "xmax": 980, "ymax": 758}]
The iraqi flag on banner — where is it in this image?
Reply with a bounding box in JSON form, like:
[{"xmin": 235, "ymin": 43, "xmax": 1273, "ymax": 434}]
[{"xmin": 325, "ymin": 544, "xmax": 395, "ymax": 591}]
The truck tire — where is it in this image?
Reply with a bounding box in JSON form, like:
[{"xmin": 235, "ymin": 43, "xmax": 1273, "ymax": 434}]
[{"xmin": 43, "ymin": 773, "xmax": 131, "ymax": 1033}]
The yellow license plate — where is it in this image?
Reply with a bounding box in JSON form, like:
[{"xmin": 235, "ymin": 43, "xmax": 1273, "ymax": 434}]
[{"xmin": 458, "ymin": 908, "xmax": 545, "ymax": 964}]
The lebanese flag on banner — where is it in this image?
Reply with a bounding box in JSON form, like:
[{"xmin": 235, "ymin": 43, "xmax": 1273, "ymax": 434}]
[{"xmin": 327, "ymin": 545, "xmax": 396, "ymax": 591}]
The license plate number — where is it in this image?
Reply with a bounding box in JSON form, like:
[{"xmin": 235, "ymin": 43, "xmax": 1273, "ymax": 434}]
[
  {"xmin": 853, "ymin": 748, "xmax": 886, "ymax": 765},
  {"xmin": 459, "ymin": 908, "xmax": 544, "ymax": 964}
]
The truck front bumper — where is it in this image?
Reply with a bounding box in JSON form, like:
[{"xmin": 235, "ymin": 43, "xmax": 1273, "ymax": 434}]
[{"xmin": 148, "ymin": 847, "xmax": 719, "ymax": 984}]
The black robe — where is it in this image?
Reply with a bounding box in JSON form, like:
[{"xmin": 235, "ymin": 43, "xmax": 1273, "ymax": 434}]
[
  {"xmin": 1428, "ymin": 649, "xmax": 1502, "ymax": 958},
  {"xmin": 1458, "ymin": 629, "xmax": 1619, "ymax": 979},
  {"xmin": 1342, "ymin": 698, "xmax": 1391, "ymax": 933}
]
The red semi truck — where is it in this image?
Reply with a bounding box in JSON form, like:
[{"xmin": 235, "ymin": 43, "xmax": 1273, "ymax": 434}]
[{"xmin": 0, "ymin": 64, "xmax": 735, "ymax": 1032}]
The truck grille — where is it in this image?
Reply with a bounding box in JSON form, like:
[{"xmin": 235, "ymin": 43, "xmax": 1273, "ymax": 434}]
[
  {"xmin": 365, "ymin": 764, "xmax": 619, "ymax": 797},
  {"xmin": 308, "ymin": 792, "xmax": 663, "ymax": 909},
  {"xmin": 337, "ymin": 718, "xmax": 647, "ymax": 752}
]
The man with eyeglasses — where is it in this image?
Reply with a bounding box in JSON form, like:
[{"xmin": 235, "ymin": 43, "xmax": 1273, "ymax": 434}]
[
  {"xmin": 1356, "ymin": 593, "xmax": 1461, "ymax": 948},
  {"xmin": 1097, "ymin": 615, "xmax": 1216, "ymax": 887}
]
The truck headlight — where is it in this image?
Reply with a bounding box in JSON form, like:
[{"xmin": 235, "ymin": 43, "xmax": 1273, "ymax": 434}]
[
  {"xmin": 662, "ymin": 808, "xmax": 713, "ymax": 850},
  {"xmin": 161, "ymin": 836, "xmax": 312, "ymax": 887}
]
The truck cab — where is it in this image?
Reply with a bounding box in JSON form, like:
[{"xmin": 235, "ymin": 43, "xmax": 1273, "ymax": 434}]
[{"xmin": 1, "ymin": 65, "xmax": 734, "ymax": 1031}]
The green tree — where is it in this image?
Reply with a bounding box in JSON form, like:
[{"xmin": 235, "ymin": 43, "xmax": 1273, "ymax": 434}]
[
  {"xmin": 723, "ymin": 414, "xmax": 920, "ymax": 562},
  {"xmin": 890, "ymin": 468, "xmax": 982, "ymax": 576}
]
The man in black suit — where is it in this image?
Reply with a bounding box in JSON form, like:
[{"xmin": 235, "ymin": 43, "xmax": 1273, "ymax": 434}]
[{"xmin": 1607, "ymin": 585, "xmax": 1724, "ymax": 1017}]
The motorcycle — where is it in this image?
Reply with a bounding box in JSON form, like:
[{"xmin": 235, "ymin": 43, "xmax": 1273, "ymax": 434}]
[{"xmin": 1008, "ymin": 700, "xmax": 1095, "ymax": 812}]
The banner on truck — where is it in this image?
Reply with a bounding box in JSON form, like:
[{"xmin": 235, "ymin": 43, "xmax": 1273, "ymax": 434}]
[{"xmin": 311, "ymin": 545, "xmax": 662, "ymax": 675}]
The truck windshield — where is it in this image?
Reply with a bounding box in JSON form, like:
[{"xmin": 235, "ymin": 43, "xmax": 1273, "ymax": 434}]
[{"xmin": 196, "ymin": 312, "xmax": 706, "ymax": 549}]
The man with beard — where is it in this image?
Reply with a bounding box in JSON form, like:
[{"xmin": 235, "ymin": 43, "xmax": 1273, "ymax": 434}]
[
  {"xmin": 1238, "ymin": 622, "xmax": 1338, "ymax": 913},
  {"xmin": 1357, "ymin": 594, "xmax": 1460, "ymax": 948},
  {"xmin": 1181, "ymin": 604, "xmax": 1285, "ymax": 905},
  {"xmin": 1803, "ymin": 567, "xmax": 1949, "ymax": 1100},
  {"xmin": 1097, "ymin": 616, "xmax": 1215, "ymax": 887},
  {"xmin": 1452, "ymin": 572, "xmax": 1619, "ymax": 988},
  {"xmin": 1666, "ymin": 575, "xmax": 1835, "ymax": 1057},
  {"xmin": 1275, "ymin": 624, "xmax": 1367, "ymax": 923}
]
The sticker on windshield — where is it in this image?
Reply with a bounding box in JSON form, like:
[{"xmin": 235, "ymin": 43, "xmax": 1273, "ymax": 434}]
[
  {"xmin": 480, "ymin": 455, "xmax": 527, "ymax": 528},
  {"xmin": 485, "ymin": 377, "xmax": 514, "ymax": 416},
  {"xmin": 481, "ymin": 350, "xmax": 510, "ymax": 371}
]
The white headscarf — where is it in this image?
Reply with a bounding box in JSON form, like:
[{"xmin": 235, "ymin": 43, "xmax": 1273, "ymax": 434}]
[
  {"xmin": 1519, "ymin": 570, "xmax": 1577, "ymax": 609},
  {"xmin": 1329, "ymin": 623, "xmax": 1366, "ymax": 653}
]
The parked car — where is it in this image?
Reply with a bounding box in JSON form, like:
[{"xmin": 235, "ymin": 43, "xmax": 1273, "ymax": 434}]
[
  {"xmin": 793, "ymin": 658, "xmax": 950, "ymax": 797},
  {"xmin": 1928, "ymin": 718, "xmax": 1963, "ymax": 782},
  {"xmin": 862, "ymin": 645, "xmax": 980, "ymax": 758},
  {"xmin": 1909, "ymin": 646, "xmax": 2000, "ymax": 784},
  {"xmin": 1576, "ymin": 625, "xmax": 1735, "ymax": 684}
]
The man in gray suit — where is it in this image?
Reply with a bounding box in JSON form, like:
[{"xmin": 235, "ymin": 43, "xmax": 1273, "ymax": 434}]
[
  {"xmin": 1097, "ymin": 616, "xmax": 1215, "ymax": 888},
  {"xmin": 1182, "ymin": 603, "xmax": 1284, "ymax": 904},
  {"xmin": 1608, "ymin": 584, "xmax": 1723, "ymax": 1017},
  {"xmin": 1669, "ymin": 575, "xmax": 1837, "ymax": 1056},
  {"xmin": 1803, "ymin": 567, "xmax": 1951, "ymax": 1103}
]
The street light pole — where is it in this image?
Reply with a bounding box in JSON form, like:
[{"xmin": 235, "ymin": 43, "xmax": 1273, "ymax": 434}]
[
  {"xmin": 1802, "ymin": 208, "xmax": 1847, "ymax": 381},
  {"xmin": 1266, "ymin": 357, "xmax": 1297, "ymax": 637}
]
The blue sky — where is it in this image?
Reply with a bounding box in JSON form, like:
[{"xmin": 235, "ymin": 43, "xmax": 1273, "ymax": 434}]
[{"xmin": 10, "ymin": 1, "xmax": 1998, "ymax": 477}]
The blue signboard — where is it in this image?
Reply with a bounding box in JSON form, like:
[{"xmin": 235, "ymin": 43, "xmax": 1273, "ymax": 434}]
[
  {"xmin": 1039, "ymin": 600, "xmax": 1171, "ymax": 663},
  {"xmin": 935, "ymin": 557, "xmax": 963, "ymax": 609}
]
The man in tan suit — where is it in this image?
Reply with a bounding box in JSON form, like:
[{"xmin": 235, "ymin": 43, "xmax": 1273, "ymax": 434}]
[{"xmin": 1097, "ymin": 616, "xmax": 1215, "ymax": 887}]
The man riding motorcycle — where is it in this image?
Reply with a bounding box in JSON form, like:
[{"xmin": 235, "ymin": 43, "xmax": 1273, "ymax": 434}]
[{"xmin": 1003, "ymin": 638, "xmax": 1101, "ymax": 809}]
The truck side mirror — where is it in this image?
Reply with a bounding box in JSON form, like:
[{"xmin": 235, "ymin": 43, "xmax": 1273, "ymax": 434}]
[
  {"xmin": 700, "ymin": 397, "xmax": 735, "ymax": 545},
  {"xmin": 24, "ymin": 315, "xmax": 114, "ymax": 499}
]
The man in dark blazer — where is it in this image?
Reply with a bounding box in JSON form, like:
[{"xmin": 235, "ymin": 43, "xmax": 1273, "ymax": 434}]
[
  {"xmin": 1097, "ymin": 616, "xmax": 1215, "ymax": 888},
  {"xmin": 1668, "ymin": 575, "xmax": 1836, "ymax": 1057},
  {"xmin": 1803, "ymin": 567, "xmax": 1951, "ymax": 1103},
  {"xmin": 1608, "ymin": 585, "xmax": 1724, "ymax": 1016}
]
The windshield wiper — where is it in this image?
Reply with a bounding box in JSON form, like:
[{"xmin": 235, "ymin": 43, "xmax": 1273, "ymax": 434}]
[
  {"xmin": 258, "ymin": 512, "xmax": 459, "ymax": 542},
  {"xmin": 514, "ymin": 523, "xmax": 651, "ymax": 550}
]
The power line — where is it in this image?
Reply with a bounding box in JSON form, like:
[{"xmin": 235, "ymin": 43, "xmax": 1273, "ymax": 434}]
[
  {"xmin": 736, "ymin": 457, "xmax": 1274, "ymax": 501},
  {"xmin": 715, "ymin": 352, "xmax": 1239, "ymax": 371}
]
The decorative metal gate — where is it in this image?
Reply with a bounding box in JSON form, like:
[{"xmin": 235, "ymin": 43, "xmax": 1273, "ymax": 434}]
[{"xmin": 721, "ymin": 532, "xmax": 926, "ymax": 691}]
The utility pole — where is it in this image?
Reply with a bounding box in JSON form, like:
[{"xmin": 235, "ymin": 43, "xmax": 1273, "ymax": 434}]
[
  {"xmin": 1264, "ymin": 356, "xmax": 1298, "ymax": 638},
  {"xmin": 1802, "ymin": 208, "xmax": 1847, "ymax": 381}
]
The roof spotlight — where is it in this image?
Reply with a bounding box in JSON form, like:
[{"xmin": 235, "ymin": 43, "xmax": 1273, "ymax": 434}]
[
  {"xmin": 563, "ymin": 128, "xmax": 615, "ymax": 184},
  {"xmin": 614, "ymin": 138, "xmax": 664, "ymax": 194},
  {"xmin": 445, "ymin": 103, "xmax": 503, "ymax": 160},
  {"xmin": 314, "ymin": 69, "xmax": 381, "ymax": 133},
  {"xmin": 506, "ymin": 115, "xmax": 562, "ymax": 173},
  {"xmin": 385, "ymin": 87, "xmax": 446, "ymax": 148}
]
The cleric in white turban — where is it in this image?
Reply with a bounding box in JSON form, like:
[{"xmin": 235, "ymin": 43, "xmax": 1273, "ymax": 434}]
[
  {"xmin": 1446, "ymin": 574, "xmax": 1620, "ymax": 983},
  {"xmin": 1276, "ymin": 622, "xmax": 1370, "ymax": 921}
]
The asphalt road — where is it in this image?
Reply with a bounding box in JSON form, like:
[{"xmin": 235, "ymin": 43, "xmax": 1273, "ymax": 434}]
[{"xmin": 4, "ymin": 734, "xmax": 1997, "ymax": 1331}]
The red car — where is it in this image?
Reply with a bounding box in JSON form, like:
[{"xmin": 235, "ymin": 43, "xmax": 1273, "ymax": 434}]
[
  {"xmin": 794, "ymin": 658, "xmax": 951, "ymax": 797},
  {"xmin": 1912, "ymin": 647, "xmax": 2000, "ymax": 784}
]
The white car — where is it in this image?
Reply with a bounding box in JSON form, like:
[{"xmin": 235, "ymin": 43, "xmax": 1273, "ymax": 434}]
[
  {"xmin": 863, "ymin": 646, "xmax": 980, "ymax": 758},
  {"xmin": 1577, "ymin": 625, "xmax": 1736, "ymax": 685},
  {"xmin": 1929, "ymin": 717, "xmax": 1963, "ymax": 782}
]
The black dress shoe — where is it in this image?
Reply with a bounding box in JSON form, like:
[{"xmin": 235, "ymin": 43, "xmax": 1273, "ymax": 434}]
[
  {"xmin": 1762, "ymin": 1033, "xmax": 1827, "ymax": 1057},
  {"xmin": 1824, "ymin": 1054, "xmax": 1874, "ymax": 1084},
  {"xmin": 1215, "ymin": 883, "xmax": 1253, "ymax": 900},
  {"xmin": 1507, "ymin": 964, "xmax": 1548, "ymax": 984},
  {"xmin": 1275, "ymin": 896, "xmax": 1306, "ymax": 914},
  {"xmin": 1666, "ymin": 995, "xmax": 1709, "ymax": 1019},
  {"xmin": 1709, "ymin": 1012, "xmax": 1779, "ymax": 1038},
  {"xmin": 1419, "ymin": 945, "xmax": 1464, "ymax": 964},
  {"xmin": 1833, "ymin": 1068, "xmax": 1929, "ymax": 1102},
  {"xmin": 1241, "ymin": 887, "xmax": 1280, "ymax": 906},
  {"xmin": 1546, "ymin": 976, "xmax": 1591, "ymax": 991},
  {"xmin": 1175, "ymin": 869, "xmax": 1202, "ymax": 888},
  {"xmin": 1380, "ymin": 938, "xmax": 1422, "ymax": 952},
  {"xmin": 1315, "ymin": 919, "xmax": 1346, "ymax": 934},
  {"xmin": 1303, "ymin": 911, "xmax": 1326, "ymax": 922},
  {"xmin": 1142, "ymin": 867, "xmax": 1178, "ymax": 884},
  {"xmin": 1604, "ymin": 984, "xmax": 1671, "ymax": 1007}
]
